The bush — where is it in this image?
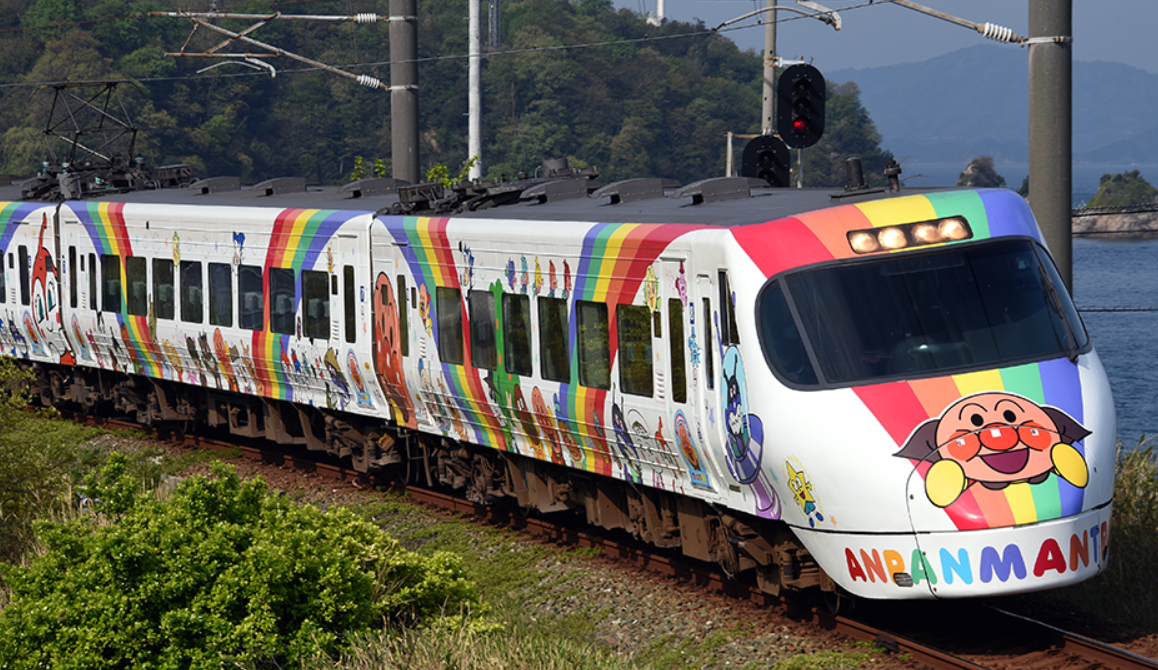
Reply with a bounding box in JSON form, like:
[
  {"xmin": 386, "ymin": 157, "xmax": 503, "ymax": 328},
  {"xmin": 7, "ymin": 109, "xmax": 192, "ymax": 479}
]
[
  {"xmin": 0, "ymin": 459, "xmax": 480, "ymax": 669},
  {"xmin": 1087, "ymin": 170, "xmax": 1158, "ymax": 207}
]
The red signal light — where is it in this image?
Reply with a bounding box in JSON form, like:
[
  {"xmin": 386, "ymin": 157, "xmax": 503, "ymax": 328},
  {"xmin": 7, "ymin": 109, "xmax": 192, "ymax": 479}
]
[{"xmin": 793, "ymin": 117, "xmax": 809, "ymax": 133}]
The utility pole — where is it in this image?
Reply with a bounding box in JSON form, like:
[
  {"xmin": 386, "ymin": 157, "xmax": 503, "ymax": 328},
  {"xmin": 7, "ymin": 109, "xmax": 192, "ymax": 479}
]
[
  {"xmin": 390, "ymin": 0, "xmax": 420, "ymax": 183},
  {"xmin": 469, "ymin": 0, "xmax": 482, "ymax": 179},
  {"xmin": 1028, "ymin": 0, "xmax": 1073, "ymax": 290},
  {"xmin": 761, "ymin": 0, "xmax": 777, "ymax": 134}
]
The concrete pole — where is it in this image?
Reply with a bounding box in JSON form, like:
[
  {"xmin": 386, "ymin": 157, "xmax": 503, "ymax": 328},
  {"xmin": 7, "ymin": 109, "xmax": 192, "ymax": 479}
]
[
  {"xmin": 1028, "ymin": 0, "xmax": 1072, "ymax": 290},
  {"xmin": 390, "ymin": 0, "xmax": 420, "ymax": 183},
  {"xmin": 761, "ymin": 0, "xmax": 776, "ymax": 134},
  {"xmin": 468, "ymin": 0, "xmax": 482, "ymax": 179}
]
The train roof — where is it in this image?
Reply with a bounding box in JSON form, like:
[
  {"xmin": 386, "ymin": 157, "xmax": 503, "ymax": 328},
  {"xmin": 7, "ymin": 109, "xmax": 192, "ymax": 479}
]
[{"xmin": 2, "ymin": 178, "xmax": 959, "ymax": 228}]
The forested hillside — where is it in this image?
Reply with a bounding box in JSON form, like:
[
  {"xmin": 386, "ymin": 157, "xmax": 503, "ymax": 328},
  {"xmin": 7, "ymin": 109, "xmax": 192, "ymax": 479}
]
[{"xmin": 1, "ymin": 0, "xmax": 892, "ymax": 186}]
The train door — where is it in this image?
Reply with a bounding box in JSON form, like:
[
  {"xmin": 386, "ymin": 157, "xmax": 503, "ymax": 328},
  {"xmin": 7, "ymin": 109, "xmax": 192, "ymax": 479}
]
[
  {"xmin": 694, "ymin": 272, "xmax": 729, "ymax": 490},
  {"xmin": 369, "ymin": 227, "xmax": 419, "ymax": 430},
  {"xmin": 660, "ymin": 259, "xmax": 720, "ymax": 497}
]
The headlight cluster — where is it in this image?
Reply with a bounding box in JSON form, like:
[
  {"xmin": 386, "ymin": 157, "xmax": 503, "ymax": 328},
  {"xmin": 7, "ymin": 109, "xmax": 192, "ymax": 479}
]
[{"xmin": 847, "ymin": 217, "xmax": 973, "ymax": 254}]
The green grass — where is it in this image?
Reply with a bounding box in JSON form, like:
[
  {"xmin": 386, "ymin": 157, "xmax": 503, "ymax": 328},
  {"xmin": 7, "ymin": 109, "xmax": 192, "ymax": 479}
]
[{"xmin": 1052, "ymin": 438, "xmax": 1158, "ymax": 631}]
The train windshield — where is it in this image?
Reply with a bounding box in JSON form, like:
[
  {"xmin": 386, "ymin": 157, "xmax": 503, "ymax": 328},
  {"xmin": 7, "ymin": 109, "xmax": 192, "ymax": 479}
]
[{"xmin": 759, "ymin": 238, "xmax": 1089, "ymax": 386}]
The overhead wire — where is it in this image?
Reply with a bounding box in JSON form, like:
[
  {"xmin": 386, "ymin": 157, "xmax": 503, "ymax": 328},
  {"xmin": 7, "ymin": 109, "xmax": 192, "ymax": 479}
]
[{"xmin": 0, "ymin": 0, "xmax": 884, "ymax": 89}]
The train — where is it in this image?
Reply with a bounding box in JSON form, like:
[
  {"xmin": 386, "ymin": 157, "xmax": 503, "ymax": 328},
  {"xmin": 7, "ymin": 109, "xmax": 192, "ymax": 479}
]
[{"xmin": 0, "ymin": 165, "xmax": 1115, "ymax": 602}]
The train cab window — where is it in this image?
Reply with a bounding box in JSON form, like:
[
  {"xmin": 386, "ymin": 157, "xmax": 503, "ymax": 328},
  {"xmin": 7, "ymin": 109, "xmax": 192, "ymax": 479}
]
[
  {"xmin": 468, "ymin": 290, "xmax": 497, "ymax": 370},
  {"xmin": 577, "ymin": 300, "xmax": 610, "ymax": 390},
  {"xmin": 125, "ymin": 256, "xmax": 147, "ymax": 316},
  {"xmin": 153, "ymin": 259, "xmax": 174, "ymax": 320},
  {"xmin": 100, "ymin": 254, "xmax": 121, "ymax": 313},
  {"xmin": 396, "ymin": 275, "xmax": 409, "ymax": 356},
  {"xmin": 18, "ymin": 246, "xmax": 29, "ymax": 306},
  {"xmin": 702, "ymin": 298, "xmax": 714, "ymax": 389},
  {"xmin": 180, "ymin": 261, "xmax": 203, "ymax": 323},
  {"xmin": 270, "ymin": 268, "xmax": 295, "ymax": 335},
  {"xmin": 503, "ymin": 294, "xmax": 532, "ymax": 376},
  {"xmin": 718, "ymin": 270, "xmax": 740, "ymax": 345},
  {"xmin": 668, "ymin": 299, "xmax": 687, "ymax": 403},
  {"xmin": 436, "ymin": 287, "xmax": 463, "ymax": 364},
  {"xmin": 302, "ymin": 270, "xmax": 330, "ymax": 339},
  {"xmin": 208, "ymin": 263, "xmax": 232, "ymax": 327},
  {"xmin": 238, "ymin": 265, "xmax": 263, "ymax": 331},
  {"xmin": 757, "ymin": 282, "xmax": 817, "ymax": 385},
  {"xmin": 343, "ymin": 265, "xmax": 356, "ymax": 344},
  {"xmin": 88, "ymin": 253, "xmax": 96, "ymax": 311},
  {"xmin": 617, "ymin": 304, "xmax": 652, "ymax": 397},
  {"xmin": 68, "ymin": 247, "xmax": 77, "ymax": 308},
  {"xmin": 539, "ymin": 297, "xmax": 569, "ymax": 382}
]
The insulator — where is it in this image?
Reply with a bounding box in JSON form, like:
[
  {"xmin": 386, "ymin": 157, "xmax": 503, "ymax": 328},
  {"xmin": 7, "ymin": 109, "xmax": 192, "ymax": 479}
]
[
  {"xmin": 355, "ymin": 13, "xmax": 378, "ymax": 23},
  {"xmin": 978, "ymin": 22, "xmax": 1016, "ymax": 43},
  {"xmin": 356, "ymin": 74, "xmax": 383, "ymax": 89}
]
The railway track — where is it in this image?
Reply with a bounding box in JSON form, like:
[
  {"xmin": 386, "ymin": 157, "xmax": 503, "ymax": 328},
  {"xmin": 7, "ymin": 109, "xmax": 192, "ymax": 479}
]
[{"xmin": 70, "ymin": 412, "xmax": 1158, "ymax": 670}]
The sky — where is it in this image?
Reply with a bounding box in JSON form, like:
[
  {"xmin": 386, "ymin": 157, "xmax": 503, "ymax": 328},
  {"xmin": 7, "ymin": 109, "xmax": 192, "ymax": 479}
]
[{"xmin": 612, "ymin": 0, "xmax": 1158, "ymax": 75}]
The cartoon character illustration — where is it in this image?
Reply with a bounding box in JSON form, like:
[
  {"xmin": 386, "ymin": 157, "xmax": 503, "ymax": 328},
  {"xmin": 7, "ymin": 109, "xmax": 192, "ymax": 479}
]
[
  {"xmin": 532, "ymin": 386, "xmax": 564, "ymax": 463},
  {"xmin": 72, "ymin": 315, "xmax": 92, "ymax": 360},
  {"xmin": 897, "ymin": 391, "xmax": 1091, "ymax": 509},
  {"xmin": 674, "ymin": 410, "xmax": 711, "ymax": 489},
  {"xmin": 533, "ymin": 258, "xmax": 543, "ymax": 295},
  {"xmin": 417, "ymin": 283, "xmax": 432, "ymax": 335},
  {"xmin": 520, "ymin": 256, "xmax": 529, "ymax": 294},
  {"xmin": 611, "ymin": 402, "xmax": 643, "ymax": 482},
  {"xmin": 28, "ymin": 214, "xmax": 61, "ymax": 359},
  {"xmin": 553, "ymin": 393, "xmax": 584, "ymax": 467},
  {"xmin": 562, "ymin": 260, "xmax": 572, "ymax": 301},
  {"xmin": 212, "ymin": 329, "xmax": 239, "ymax": 392},
  {"xmin": 172, "ymin": 231, "xmax": 181, "ymax": 264},
  {"xmin": 721, "ymin": 346, "xmax": 780, "ymax": 519},
  {"xmin": 347, "ymin": 350, "xmax": 372, "ymax": 407},
  {"xmin": 372, "ymin": 272, "xmax": 415, "ymax": 427},
  {"xmin": 506, "ymin": 259, "xmax": 517, "ymax": 291},
  {"xmin": 323, "ymin": 348, "xmax": 351, "ymax": 403},
  {"xmin": 511, "ymin": 385, "xmax": 542, "ymax": 458},
  {"xmin": 548, "ymin": 260, "xmax": 557, "ymax": 298},
  {"xmin": 675, "ymin": 261, "xmax": 688, "ymax": 306},
  {"xmin": 459, "ymin": 243, "xmax": 475, "ymax": 289},
  {"xmin": 785, "ymin": 458, "xmax": 825, "ymax": 528},
  {"xmin": 196, "ymin": 334, "xmax": 219, "ymax": 387},
  {"xmin": 232, "ymin": 231, "xmax": 245, "ymax": 266},
  {"xmin": 643, "ymin": 266, "xmax": 659, "ymax": 312}
]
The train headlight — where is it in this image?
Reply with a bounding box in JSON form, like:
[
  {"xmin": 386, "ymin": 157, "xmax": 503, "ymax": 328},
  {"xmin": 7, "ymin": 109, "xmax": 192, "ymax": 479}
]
[
  {"xmin": 878, "ymin": 227, "xmax": 908, "ymax": 250},
  {"xmin": 847, "ymin": 216, "xmax": 973, "ymax": 254},
  {"xmin": 848, "ymin": 231, "xmax": 880, "ymax": 254}
]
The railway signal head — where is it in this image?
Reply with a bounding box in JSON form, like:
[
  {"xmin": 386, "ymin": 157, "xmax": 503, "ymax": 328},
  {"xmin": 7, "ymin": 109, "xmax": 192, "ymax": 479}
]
[
  {"xmin": 777, "ymin": 64, "xmax": 826, "ymax": 149},
  {"xmin": 741, "ymin": 135, "xmax": 790, "ymax": 187}
]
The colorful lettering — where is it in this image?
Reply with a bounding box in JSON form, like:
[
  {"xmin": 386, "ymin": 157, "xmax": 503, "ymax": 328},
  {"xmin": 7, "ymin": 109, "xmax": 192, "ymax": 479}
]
[
  {"xmin": 979, "ymin": 544, "xmax": 1026, "ymax": 583},
  {"xmin": 845, "ymin": 548, "xmax": 867, "ymax": 582},
  {"xmin": 910, "ymin": 549, "xmax": 938, "ymax": 586},
  {"xmin": 883, "ymin": 550, "xmax": 905, "ymax": 584},
  {"xmin": 939, "ymin": 548, "xmax": 973, "ymax": 585},
  {"xmin": 1070, "ymin": 530, "xmax": 1090, "ymax": 571},
  {"xmin": 1033, "ymin": 538, "xmax": 1066, "ymax": 577},
  {"xmin": 860, "ymin": 549, "xmax": 887, "ymax": 583}
]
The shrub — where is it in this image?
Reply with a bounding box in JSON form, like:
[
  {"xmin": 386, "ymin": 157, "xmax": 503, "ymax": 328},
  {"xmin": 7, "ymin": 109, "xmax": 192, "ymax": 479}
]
[{"xmin": 0, "ymin": 459, "xmax": 479, "ymax": 669}]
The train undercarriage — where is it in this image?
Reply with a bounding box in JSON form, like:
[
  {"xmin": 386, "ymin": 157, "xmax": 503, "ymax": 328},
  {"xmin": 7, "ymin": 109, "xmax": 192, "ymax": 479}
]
[{"xmin": 27, "ymin": 360, "xmax": 836, "ymax": 600}]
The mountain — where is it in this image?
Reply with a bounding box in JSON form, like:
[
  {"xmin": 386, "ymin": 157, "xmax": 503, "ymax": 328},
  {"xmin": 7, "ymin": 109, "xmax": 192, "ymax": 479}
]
[{"xmin": 828, "ymin": 44, "xmax": 1158, "ymax": 165}]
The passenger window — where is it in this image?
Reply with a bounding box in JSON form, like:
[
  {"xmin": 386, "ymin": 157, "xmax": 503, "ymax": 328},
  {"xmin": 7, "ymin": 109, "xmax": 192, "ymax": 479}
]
[
  {"xmin": 270, "ymin": 268, "xmax": 295, "ymax": 335},
  {"xmin": 436, "ymin": 286, "xmax": 463, "ymax": 364},
  {"xmin": 396, "ymin": 274, "xmax": 409, "ymax": 356},
  {"xmin": 302, "ymin": 270, "xmax": 330, "ymax": 339},
  {"xmin": 101, "ymin": 254, "xmax": 121, "ymax": 313},
  {"xmin": 703, "ymin": 297, "xmax": 714, "ymax": 389},
  {"xmin": 180, "ymin": 261, "xmax": 203, "ymax": 323},
  {"xmin": 238, "ymin": 265, "xmax": 263, "ymax": 331},
  {"xmin": 208, "ymin": 263, "xmax": 232, "ymax": 327},
  {"xmin": 577, "ymin": 301, "xmax": 610, "ymax": 390},
  {"xmin": 617, "ymin": 304, "xmax": 653, "ymax": 397},
  {"xmin": 344, "ymin": 265, "xmax": 356, "ymax": 344},
  {"xmin": 88, "ymin": 253, "xmax": 96, "ymax": 311},
  {"xmin": 719, "ymin": 270, "xmax": 740, "ymax": 345},
  {"xmin": 468, "ymin": 290, "xmax": 496, "ymax": 370},
  {"xmin": 153, "ymin": 259, "xmax": 174, "ymax": 320},
  {"xmin": 68, "ymin": 247, "xmax": 76, "ymax": 308},
  {"xmin": 125, "ymin": 256, "xmax": 147, "ymax": 316},
  {"xmin": 668, "ymin": 299, "xmax": 687, "ymax": 403},
  {"xmin": 503, "ymin": 294, "xmax": 532, "ymax": 376},
  {"xmin": 539, "ymin": 297, "xmax": 569, "ymax": 382},
  {"xmin": 18, "ymin": 246, "xmax": 29, "ymax": 306}
]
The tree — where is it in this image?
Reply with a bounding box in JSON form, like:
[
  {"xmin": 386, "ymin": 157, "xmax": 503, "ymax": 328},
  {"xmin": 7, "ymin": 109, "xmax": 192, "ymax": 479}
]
[
  {"xmin": 797, "ymin": 82, "xmax": 895, "ymax": 188},
  {"xmin": 1087, "ymin": 170, "xmax": 1158, "ymax": 207},
  {"xmin": 957, "ymin": 155, "xmax": 1007, "ymax": 188},
  {"xmin": 0, "ymin": 459, "xmax": 481, "ymax": 669}
]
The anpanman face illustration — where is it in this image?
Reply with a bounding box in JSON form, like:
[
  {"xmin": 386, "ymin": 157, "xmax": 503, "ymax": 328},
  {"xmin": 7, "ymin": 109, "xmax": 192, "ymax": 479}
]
[{"xmin": 898, "ymin": 392, "xmax": 1091, "ymax": 508}]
